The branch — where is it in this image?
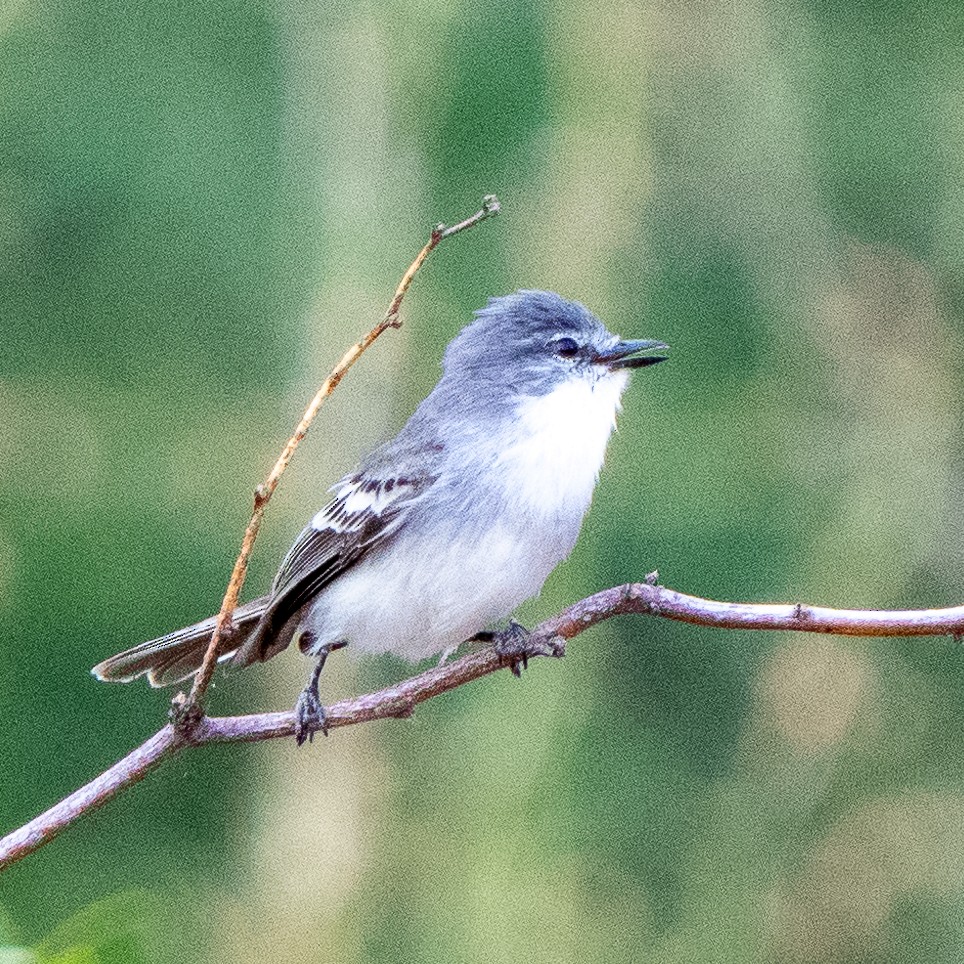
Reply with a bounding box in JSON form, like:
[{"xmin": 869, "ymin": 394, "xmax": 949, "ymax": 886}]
[
  {"xmin": 181, "ymin": 195, "xmax": 502, "ymax": 717},
  {"xmin": 4, "ymin": 579, "xmax": 964, "ymax": 872}
]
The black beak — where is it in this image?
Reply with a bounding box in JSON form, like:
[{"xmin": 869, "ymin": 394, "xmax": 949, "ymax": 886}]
[{"xmin": 594, "ymin": 339, "xmax": 669, "ymax": 370}]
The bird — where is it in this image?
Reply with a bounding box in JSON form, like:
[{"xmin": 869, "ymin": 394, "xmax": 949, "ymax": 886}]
[{"xmin": 92, "ymin": 290, "xmax": 668, "ymax": 744}]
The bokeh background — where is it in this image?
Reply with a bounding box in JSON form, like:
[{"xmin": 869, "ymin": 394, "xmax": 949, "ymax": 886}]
[{"xmin": 3, "ymin": 0, "xmax": 964, "ymax": 960}]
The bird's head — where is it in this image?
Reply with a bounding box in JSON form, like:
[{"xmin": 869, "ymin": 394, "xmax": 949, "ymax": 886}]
[{"xmin": 442, "ymin": 290, "xmax": 668, "ymax": 398}]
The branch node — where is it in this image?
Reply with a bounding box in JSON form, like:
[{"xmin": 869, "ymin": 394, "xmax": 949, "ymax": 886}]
[
  {"xmin": 254, "ymin": 483, "xmax": 268, "ymax": 508},
  {"xmin": 481, "ymin": 194, "xmax": 501, "ymax": 216},
  {"xmin": 545, "ymin": 634, "xmax": 566, "ymax": 659},
  {"xmin": 169, "ymin": 692, "xmax": 203, "ymax": 735}
]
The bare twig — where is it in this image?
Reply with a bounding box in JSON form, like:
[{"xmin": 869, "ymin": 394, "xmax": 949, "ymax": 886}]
[
  {"xmin": 4, "ymin": 580, "xmax": 964, "ymax": 872},
  {"xmin": 180, "ymin": 195, "xmax": 501, "ymax": 719}
]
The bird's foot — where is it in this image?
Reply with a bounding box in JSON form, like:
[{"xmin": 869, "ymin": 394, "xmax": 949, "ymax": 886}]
[
  {"xmin": 493, "ymin": 620, "xmax": 565, "ymax": 677},
  {"xmin": 495, "ymin": 620, "xmax": 530, "ymax": 676},
  {"xmin": 293, "ymin": 640, "xmax": 346, "ymax": 746},
  {"xmin": 294, "ymin": 685, "xmax": 328, "ymax": 746}
]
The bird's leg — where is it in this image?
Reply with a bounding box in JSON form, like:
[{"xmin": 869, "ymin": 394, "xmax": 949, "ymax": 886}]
[
  {"xmin": 467, "ymin": 630, "xmax": 495, "ymax": 644},
  {"xmin": 294, "ymin": 639, "xmax": 347, "ymax": 746}
]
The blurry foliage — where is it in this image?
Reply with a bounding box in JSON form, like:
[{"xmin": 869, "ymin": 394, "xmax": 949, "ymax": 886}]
[{"xmin": 2, "ymin": 0, "xmax": 964, "ymax": 961}]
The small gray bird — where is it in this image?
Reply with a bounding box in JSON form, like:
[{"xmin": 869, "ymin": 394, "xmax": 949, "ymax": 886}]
[{"xmin": 93, "ymin": 291, "xmax": 668, "ymax": 743}]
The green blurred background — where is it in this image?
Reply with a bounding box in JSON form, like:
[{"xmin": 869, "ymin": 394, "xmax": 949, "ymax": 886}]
[{"xmin": 3, "ymin": 0, "xmax": 964, "ymax": 960}]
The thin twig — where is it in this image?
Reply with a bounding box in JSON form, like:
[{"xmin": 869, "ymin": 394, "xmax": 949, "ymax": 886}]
[
  {"xmin": 179, "ymin": 196, "xmax": 501, "ymax": 719},
  {"xmin": 3, "ymin": 580, "xmax": 964, "ymax": 872}
]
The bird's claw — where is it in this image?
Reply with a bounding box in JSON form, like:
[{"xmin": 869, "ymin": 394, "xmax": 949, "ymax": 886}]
[
  {"xmin": 494, "ymin": 620, "xmax": 567, "ymax": 676},
  {"xmin": 294, "ymin": 686, "xmax": 328, "ymax": 746}
]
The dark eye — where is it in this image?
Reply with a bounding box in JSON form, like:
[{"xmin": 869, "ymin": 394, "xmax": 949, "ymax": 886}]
[{"xmin": 551, "ymin": 336, "xmax": 580, "ymax": 358}]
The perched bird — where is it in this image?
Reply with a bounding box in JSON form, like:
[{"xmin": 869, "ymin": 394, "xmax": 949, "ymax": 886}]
[{"xmin": 93, "ymin": 291, "xmax": 668, "ymax": 743}]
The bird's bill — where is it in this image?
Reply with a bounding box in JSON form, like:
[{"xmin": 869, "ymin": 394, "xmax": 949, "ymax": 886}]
[{"xmin": 595, "ymin": 339, "xmax": 670, "ymax": 369}]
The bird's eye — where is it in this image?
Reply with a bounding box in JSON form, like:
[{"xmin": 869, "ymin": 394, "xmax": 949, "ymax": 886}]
[{"xmin": 551, "ymin": 337, "xmax": 580, "ymax": 358}]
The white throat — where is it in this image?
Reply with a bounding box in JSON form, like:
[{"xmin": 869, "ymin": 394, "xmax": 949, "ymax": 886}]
[{"xmin": 496, "ymin": 369, "xmax": 629, "ymax": 518}]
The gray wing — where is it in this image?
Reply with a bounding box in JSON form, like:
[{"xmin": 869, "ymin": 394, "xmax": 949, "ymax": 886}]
[{"xmin": 232, "ymin": 468, "xmax": 433, "ymax": 665}]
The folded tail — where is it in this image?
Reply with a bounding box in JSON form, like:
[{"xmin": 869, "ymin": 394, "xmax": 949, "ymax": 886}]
[{"xmin": 91, "ymin": 597, "xmax": 271, "ymax": 688}]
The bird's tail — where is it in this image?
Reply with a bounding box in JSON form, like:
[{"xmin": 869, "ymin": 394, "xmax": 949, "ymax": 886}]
[{"xmin": 91, "ymin": 597, "xmax": 270, "ymax": 688}]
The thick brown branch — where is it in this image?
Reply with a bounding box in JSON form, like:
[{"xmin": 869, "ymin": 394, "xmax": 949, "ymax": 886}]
[
  {"xmin": 181, "ymin": 196, "xmax": 501, "ymax": 716},
  {"xmin": 4, "ymin": 580, "xmax": 964, "ymax": 872}
]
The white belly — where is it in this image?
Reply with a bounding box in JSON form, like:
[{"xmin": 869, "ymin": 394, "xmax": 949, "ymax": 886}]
[{"xmin": 304, "ymin": 518, "xmax": 565, "ymax": 660}]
